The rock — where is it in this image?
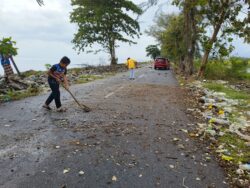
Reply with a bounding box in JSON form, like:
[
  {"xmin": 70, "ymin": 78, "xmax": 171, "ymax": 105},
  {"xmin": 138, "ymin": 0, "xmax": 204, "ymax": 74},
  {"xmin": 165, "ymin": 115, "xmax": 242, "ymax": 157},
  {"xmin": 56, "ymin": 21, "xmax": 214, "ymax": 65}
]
[
  {"xmin": 169, "ymin": 165, "xmax": 175, "ymax": 169},
  {"xmin": 178, "ymin": 144, "xmax": 185, "ymax": 149},
  {"xmin": 8, "ymin": 82, "xmax": 25, "ymax": 90},
  {"xmin": 236, "ymin": 169, "xmax": 244, "ymax": 175},
  {"xmin": 28, "ymin": 75, "xmax": 36, "ymax": 81},
  {"xmin": 223, "ymin": 107, "xmax": 233, "ymax": 113},
  {"xmin": 181, "ymin": 129, "xmax": 188, "ymax": 133},
  {"xmin": 205, "ymin": 129, "xmax": 216, "ymax": 136},
  {"xmin": 213, "ymin": 92, "xmax": 226, "ymax": 97},
  {"xmin": 205, "ymin": 157, "xmax": 211, "ymax": 162},
  {"xmin": 215, "ymin": 80, "xmax": 228, "ymax": 85},
  {"xmin": 63, "ymin": 168, "xmax": 70, "ymax": 174},
  {"xmin": 173, "ymin": 138, "xmax": 180, "ymax": 142},
  {"xmin": 205, "ymin": 98, "xmax": 216, "ymax": 103},
  {"xmin": 246, "ymin": 111, "xmax": 250, "ymax": 117},
  {"xmin": 209, "ymin": 118, "xmax": 230, "ymax": 126},
  {"xmin": 199, "ymin": 97, "xmax": 205, "ymax": 103},
  {"xmin": 245, "ymin": 142, "xmax": 250, "ymax": 147},
  {"xmin": 218, "ymin": 131, "xmax": 225, "ymax": 136},
  {"xmin": 112, "ymin": 176, "xmax": 117, "ymax": 181},
  {"xmin": 79, "ymin": 171, "xmax": 85, "ymax": 175},
  {"xmin": 187, "ymin": 108, "xmax": 195, "ymax": 112}
]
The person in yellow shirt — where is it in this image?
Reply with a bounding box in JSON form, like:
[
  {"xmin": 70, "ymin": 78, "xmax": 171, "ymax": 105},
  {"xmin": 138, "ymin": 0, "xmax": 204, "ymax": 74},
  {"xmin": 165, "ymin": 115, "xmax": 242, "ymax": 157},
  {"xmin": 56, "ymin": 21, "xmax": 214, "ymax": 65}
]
[{"xmin": 126, "ymin": 57, "xmax": 137, "ymax": 80}]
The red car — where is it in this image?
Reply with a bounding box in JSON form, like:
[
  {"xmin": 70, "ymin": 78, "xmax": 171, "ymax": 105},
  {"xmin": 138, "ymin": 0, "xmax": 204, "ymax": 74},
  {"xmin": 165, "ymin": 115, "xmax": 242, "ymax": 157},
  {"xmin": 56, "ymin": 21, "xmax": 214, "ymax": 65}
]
[{"xmin": 154, "ymin": 57, "xmax": 170, "ymax": 70}]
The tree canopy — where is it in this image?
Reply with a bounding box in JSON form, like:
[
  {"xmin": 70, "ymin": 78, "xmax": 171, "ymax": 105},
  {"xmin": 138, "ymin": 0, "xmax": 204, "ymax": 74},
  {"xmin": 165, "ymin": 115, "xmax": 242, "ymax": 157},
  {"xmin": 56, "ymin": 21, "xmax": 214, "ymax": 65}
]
[
  {"xmin": 36, "ymin": 0, "xmax": 44, "ymax": 6},
  {"xmin": 0, "ymin": 37, "xmax": 18, "ymax": 57},
  {"xmin": 147, "ymin": 14, "xmax": 186, "ymax": 65},
  {"xmin": 144, "ymin": 0, "xmax": 250, "ymax": 77},
  {"xmin": 145, "ymin": 45, "xmax": 161, "ymax": 59},
  {"xmin": 70, "ymin": 0, "xmax": 142, "ymax": 65},
  {"xmin": 197, "ymin": 0, "xmax": 250, "ymax": 76}
]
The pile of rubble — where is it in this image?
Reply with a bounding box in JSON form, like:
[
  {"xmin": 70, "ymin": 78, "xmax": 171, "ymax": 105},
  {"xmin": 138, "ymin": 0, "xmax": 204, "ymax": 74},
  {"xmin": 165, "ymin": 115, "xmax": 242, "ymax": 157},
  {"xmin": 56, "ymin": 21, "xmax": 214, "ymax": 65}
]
[
  {"xmin": 187, "ymin": 80, "xmax": 250, "ymax": 187},
  {"xmin": 0, "ymin": 64, "xmax": 128, "ymax": 101},
  {"xmin": 0, "ymin": 76, "xmax": 38, "ymax": 94}
]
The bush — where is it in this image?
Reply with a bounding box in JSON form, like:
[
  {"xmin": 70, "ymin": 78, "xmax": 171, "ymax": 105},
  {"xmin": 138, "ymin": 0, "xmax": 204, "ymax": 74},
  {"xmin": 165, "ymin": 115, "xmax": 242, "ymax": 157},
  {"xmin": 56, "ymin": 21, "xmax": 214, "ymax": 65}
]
[
  {"xmin": 197, "ymin": 57, "xmax": 250, "ymax": 81},
  {"xmin": 227, "ymin": 57, "xmax": 250, "ymax": 80},
  {"xmin": 204, "ymin": 60, "xmax": 230, "ymax": 80}
]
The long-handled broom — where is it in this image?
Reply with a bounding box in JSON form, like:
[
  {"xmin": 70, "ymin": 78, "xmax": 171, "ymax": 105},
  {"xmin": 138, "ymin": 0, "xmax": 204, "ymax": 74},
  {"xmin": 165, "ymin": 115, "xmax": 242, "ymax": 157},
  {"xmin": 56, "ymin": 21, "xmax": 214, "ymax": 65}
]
[{"xmin": 62, "ymin": 85, "xmax": 91, "ymax": 112}]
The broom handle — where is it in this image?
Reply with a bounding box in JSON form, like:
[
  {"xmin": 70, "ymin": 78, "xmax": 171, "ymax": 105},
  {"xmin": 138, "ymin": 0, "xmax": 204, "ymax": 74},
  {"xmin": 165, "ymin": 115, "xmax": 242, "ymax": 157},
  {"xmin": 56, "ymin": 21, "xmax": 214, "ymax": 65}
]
[{"xmin": 62, "ymin": 85, "xmax": 89, "ymax": 109}]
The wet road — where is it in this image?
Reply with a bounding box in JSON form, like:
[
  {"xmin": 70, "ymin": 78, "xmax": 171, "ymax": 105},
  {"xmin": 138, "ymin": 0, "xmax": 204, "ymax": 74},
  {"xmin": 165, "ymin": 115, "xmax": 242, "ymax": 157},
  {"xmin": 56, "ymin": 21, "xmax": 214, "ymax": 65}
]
[{"xmin": 0, "ymin": 67, "xmax": 227, "ymax": 188}]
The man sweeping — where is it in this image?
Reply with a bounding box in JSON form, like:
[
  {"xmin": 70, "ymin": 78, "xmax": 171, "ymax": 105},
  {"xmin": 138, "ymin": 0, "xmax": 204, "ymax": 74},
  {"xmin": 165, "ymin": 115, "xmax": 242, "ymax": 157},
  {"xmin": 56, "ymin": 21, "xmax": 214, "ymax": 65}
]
[
  {"xmin": 43, "ymin": 56, "xmax": 70, "ymax": 112},
  {"xmin": 126, "ymin": 57, "xmax": 137, "ymax": 80}
]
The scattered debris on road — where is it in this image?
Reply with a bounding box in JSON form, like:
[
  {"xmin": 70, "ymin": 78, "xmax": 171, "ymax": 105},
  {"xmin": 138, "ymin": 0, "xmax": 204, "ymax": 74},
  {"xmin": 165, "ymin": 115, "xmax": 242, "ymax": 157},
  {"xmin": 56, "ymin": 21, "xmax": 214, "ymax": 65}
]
[{"xmin": 184, "ymin": 79, "xmax": 250, "ymax": 187}]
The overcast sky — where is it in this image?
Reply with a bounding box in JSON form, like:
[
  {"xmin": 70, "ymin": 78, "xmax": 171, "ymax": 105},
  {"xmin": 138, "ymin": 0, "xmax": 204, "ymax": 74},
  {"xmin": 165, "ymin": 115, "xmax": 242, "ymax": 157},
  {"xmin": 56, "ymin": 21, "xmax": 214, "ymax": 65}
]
[{"xmin": 0, "ymin": 0, "xmax": 249, "ymax": 74}]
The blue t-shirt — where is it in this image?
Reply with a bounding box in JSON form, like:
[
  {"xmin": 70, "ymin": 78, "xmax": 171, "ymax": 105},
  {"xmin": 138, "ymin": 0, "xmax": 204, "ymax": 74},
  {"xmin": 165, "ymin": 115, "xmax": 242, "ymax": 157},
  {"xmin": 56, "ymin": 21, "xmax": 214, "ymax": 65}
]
[{"xmin": 48, "ymin": 64, "xmax": 67, "ymax": 82}]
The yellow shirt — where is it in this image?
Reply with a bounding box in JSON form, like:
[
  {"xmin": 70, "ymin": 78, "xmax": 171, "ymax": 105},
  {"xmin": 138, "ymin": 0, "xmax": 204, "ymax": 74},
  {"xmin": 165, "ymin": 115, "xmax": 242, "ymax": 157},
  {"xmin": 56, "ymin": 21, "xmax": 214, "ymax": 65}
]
[{"xmin": 126, "ymin": 59, "xmax": 136, "ymax": 69}]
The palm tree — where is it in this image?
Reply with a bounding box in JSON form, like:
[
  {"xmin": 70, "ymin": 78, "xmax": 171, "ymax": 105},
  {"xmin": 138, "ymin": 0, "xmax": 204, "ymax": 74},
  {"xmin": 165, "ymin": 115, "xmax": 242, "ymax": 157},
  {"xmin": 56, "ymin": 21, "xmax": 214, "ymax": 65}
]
[{"xmin": 36, "ymin": 0, "xmax": 44, "ymax": 6}]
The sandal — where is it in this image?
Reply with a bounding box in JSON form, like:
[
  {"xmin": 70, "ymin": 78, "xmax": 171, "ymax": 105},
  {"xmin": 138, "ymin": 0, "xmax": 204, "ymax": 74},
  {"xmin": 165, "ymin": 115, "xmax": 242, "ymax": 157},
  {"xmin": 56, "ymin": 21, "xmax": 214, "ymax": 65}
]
[
  {"xmin": 42, "ymin": 104, "xmax": 52, "ymax": 110},
  {"xmin": 56, "ymin": 107, "xmax": 67, "ymax": 112}
]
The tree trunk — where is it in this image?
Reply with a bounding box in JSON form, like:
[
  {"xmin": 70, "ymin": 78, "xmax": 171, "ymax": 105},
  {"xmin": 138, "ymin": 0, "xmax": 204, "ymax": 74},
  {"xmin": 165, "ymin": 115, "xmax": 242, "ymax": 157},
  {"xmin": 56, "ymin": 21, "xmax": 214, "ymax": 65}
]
[
  {"xmin": 198, "ymin": 50, "xmax": 210, "ymax": 77},
  {"xmin": 179, "ymin": 56, "xmax": 185, "ymax": 73},
  {"xmin": 183, "ymin": 0, "xmax": 196, "ymax": 76},
  {"xmin": 198, "ymin": 8, "xmax": 227, "ymax": 78},
  {"xmin": 109, "ymin": 39, "xmax": 117, "ymax": 66},
  {"xmin": 9, "ymin": 56, "xmax": 21, "ymax": 76}
]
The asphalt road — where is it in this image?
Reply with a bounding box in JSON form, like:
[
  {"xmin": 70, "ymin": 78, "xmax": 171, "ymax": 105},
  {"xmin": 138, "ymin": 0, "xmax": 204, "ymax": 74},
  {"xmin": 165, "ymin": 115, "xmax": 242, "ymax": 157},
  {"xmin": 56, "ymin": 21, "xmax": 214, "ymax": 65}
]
[{"xmin": 0, "ymin": 67, "xmax": 227, "ymax": 188}]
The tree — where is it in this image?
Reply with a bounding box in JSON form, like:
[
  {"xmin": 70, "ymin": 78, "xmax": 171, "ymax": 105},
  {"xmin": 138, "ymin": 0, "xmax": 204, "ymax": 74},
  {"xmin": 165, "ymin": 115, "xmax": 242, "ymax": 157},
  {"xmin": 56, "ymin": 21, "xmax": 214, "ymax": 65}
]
[
  {"xmin": 70, "ymin": 0, "xmax": 142, "ymax": 65},
  {"xmin": 144, "ymin": 0, "xmax": 200, "ymax": 75},
  {"xmin": 36, "ymin": 0, "xmax": 44, "ymax": 6},
  {"xmin": 146, "ymin": 45, "xmax": 160, "ymax": 59},
  {"xmin": 144, "ymin": 0, "xmax": 250, "ymax": 77},
  {"xmin": 161, "ymin": 14, "xmax": 186, "ymax": 70},
  {"xmin": 0, "ymin": 37, "xmax": 21, "ymax": 76},
  {"xmin": 0, "ymin": 38, "xmax": 18, "ymax": 56},
  {"xmin": 180, "ymin": 0, "xmax": 197, "ymax": 75},
  {"xmin": 146, "ymin": 14, "xmax": 185, "ymax": 67},
  {"xmin": 198, "ymin": 0, "xmax": 250, "ymax": 77},
  {"xmin": 146, "ymin": 14, "xmax": 187, "ymax": 70}
]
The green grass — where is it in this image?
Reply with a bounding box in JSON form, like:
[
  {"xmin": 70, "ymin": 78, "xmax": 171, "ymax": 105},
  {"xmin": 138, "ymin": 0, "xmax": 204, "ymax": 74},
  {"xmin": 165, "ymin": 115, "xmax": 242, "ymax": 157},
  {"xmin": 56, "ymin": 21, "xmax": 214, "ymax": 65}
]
[
  {"xmin": 195, "ymin": 57, "xmax": 250, "ymax": 82},
  {"xmin": 138, "ymin": 61, "xmax": 151, "ymax": 65},
  {"xmin": 75, "ymin": 74, "xmax": 104, "ymax": 84},
  {"xmin": 219, "ymin": 133, "xmax": 250, "ymax": 164},
  {"xmin": 206, "ymin": 82, "xmax": 250, "ymax": 164},
  {"xmin": 203, "ymin": 83, "xmax": 250, "ymax": 100},
  {"xmin": 0, "ymin": 86, "xmax": 41, "ymax": 102},
  {"xmin": 22, "ymin": 70, "xmax": 44, "ymax": 77},
  {"xmin": 68, "ymin": 68, "xmax": 84, "ymax": 75},
  {"xmin": 176, "ymin": 74, "xmax": 186, "ymax": 86}
]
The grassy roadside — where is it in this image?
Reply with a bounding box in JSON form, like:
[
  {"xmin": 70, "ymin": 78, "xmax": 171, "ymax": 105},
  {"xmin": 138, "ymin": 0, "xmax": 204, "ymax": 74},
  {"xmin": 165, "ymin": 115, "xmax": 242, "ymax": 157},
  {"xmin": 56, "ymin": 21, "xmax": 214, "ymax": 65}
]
[
  {"xmin": 203, "ymin": 82, "xmax": 250, "ymax": 100},
  {"xmin": 0, "ymin": 66, "xmax": 124, "ymax": 102},
  {"xmin": 74, "ymin": 73, "xmax": 116, "ymax": 84},
  {"xmin": 174, "ymin": 58, "xmax": 250, "ymax": 186},
  {"xmin": 0, "ymin": 86, "xmax": 41, "ymax": 102},
  {"xmin": 202, "ymin": 82, "xmax": 250, "ymax": 161},
  {"xmin": 0, "ymin": 62, "xmax": 152, "ymax": 103}
]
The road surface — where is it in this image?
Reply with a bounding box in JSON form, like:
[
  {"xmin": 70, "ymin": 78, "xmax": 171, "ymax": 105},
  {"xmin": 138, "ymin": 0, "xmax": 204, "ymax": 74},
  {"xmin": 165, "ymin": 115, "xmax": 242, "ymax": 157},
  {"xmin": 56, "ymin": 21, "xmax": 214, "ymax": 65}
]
[{"xmin": 0, "ymin": 67, "xmax": 227, "ymax": 188}]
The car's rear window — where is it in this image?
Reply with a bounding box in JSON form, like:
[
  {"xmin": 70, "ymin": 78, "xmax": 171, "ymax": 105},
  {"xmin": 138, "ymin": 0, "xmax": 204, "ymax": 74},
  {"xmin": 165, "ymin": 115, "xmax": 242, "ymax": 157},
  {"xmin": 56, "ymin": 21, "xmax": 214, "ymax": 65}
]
[{"xmin": 156, "ymin": 58, "xmax": 166, "ymax": 63}]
